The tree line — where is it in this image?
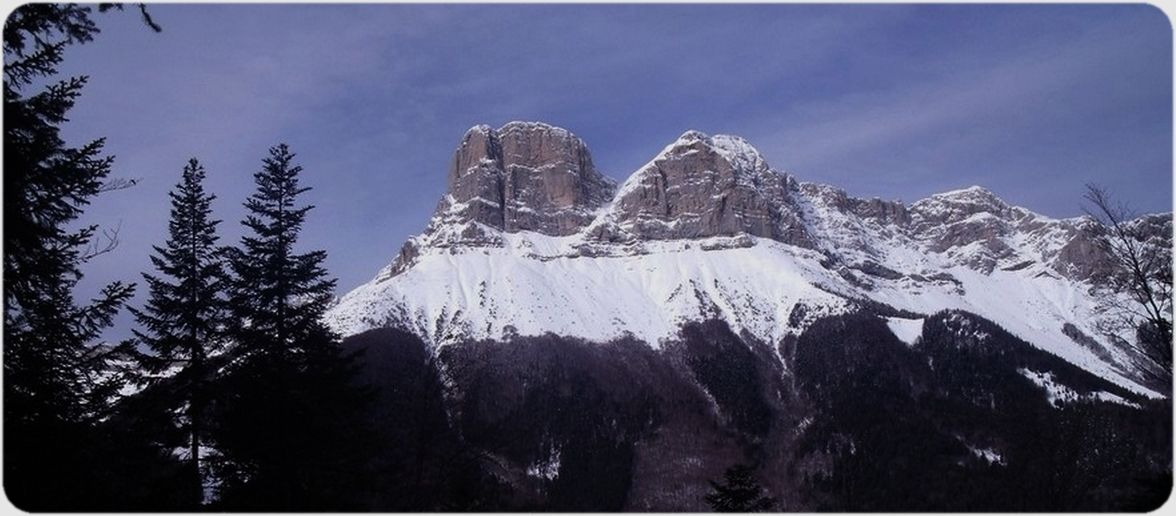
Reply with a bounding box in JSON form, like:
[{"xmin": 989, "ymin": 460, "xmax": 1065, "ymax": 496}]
[{"xmin": 4, "ymin": 5, "xmax": 370, "ymax": 509}]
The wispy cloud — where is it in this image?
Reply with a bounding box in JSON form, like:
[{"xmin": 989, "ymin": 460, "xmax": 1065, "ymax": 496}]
[{"xmin": 742, "ymin": 6, "xmax": 1170, "ymax": 207}]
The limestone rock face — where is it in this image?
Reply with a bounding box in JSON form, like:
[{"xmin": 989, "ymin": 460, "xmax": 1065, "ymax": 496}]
[
  {"xmin": 1128, "ymin": 213, "xmax": 1174, "ymax": 246},
  {"xmin": 603, "ymin": 131, "xmax": 813, "ymax": 247},
  {"xmin": 1053, "ymin": 221, "xmax": 1113, "ymax": 281},
  {"xmin": 849, "ymin": 197, "xmax": 910, "ymax": 227},
  {"xmin": 375, "ymin": 122, "xmax": 1170, "ymax": 292},
  {"xmin": 1054, "ymin": 213, "xmax": 1173, "ymax": 282},
  {"xmin": 442, "ymin": 121, "xmax": 615, "ymax": 236},
  {"xmin": 445, "ymin": 125, "xmax": 506, "ymax": 230},
  {"xmin": 377, "ymin": 122, "xmax": 615, "ymax": 279},
  {"xmin": 909, "ymin": 187, "xmax": 1013, "ymax": 252},
  {"xmin": 905, "ymin": 187, "xmax": 1019, "ymax": 273},
  {"xmin": 909, "ymin": 186, "xmax": 1013, "ymax": 231},
  {"xmin": 901, "ymin": 186, "xmax": 1171, "ymax": 280}
]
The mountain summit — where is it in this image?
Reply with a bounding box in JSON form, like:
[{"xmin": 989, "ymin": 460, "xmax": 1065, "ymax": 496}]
[
  {"xmin": 443, "ymin": 121, "xmax": 615, "ymax": 237},
  {"xmin": 326, "ymin": 122, "xmax": 1170, "ymax": 397},
  {"xmin": 594, "ymin": 130, "xmax": 811, "ymax": 246}
]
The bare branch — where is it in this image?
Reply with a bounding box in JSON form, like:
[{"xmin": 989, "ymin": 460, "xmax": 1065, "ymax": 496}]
[
  {"xmin": 1082, "ymin": 183, "xmax": 1173, "ymax": 389},
  {"xmin": 97, "ymin": 3, "xmax": 162, "ymax": 32},
  {"xmin": 137, "ymin": 4, "xmax": 162, "ymax": 32},
  {"xmin": 97, "ymin": 177, "xmax": 139, "ymax": 193},
  {"xmin": 81, "ymin": 220, "xmax": 123, "ymax": 261}
]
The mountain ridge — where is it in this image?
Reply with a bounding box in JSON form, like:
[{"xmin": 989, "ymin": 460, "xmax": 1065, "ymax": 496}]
[{"xmin": 326, "ymin": 121, "xmax": 1171, "ymax": 398}]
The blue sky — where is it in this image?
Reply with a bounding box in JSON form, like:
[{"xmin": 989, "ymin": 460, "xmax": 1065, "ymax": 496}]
[{"xmin": 47, "ymin": 4, "xmax": 1171, "ymax": 339}]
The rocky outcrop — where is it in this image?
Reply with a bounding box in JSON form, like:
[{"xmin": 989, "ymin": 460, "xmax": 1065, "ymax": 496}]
[
  {"xmin": 1128, "ymin": 213, "xmax": 1174, "ymax": 247},
  {"xmin": 499, "ymin": 122, "xmax": 616, "ymax": 233},
  {"xmin": 905, "ymin": 187, "xmax": 1051, "ymax": 274},
  {"xmin": 379, "ymin": 122, "xmax": 615, "ymax": 276},
  {"xmin": 899, "ymin": 185, "xmax": 1165, "ymax": 279},
  {"xmin": 908, "ymin": 187, "xmax": 1017, "ymax": 272},
  {"xmin": 1049, "ymin": 218, "xmax": 1110, "ymax": 281},
  {"xmin": 442, "ymin": 122, "xmax": 615, "ymax": 236},
  {"xmin": 909, "ymin": 186, "xmax": 1014, "ymax": 231},
  {"xmin": 444, "ymin": 125, "xmax": 506, "ymax": 230},
  {"xmin": 599, "ymin": 131, "xmax": 813, "ymax": 247},
  {"xmin": 849, "ymin": 197, "xmax": 910, "ymax": 226},
  {"xmin": 1053, "ymin": 213, "xmax": 1172, "ymax": 283},
  {"xmin": 797, "ymin": 183, "xmax": 910, "ymax": 228}
]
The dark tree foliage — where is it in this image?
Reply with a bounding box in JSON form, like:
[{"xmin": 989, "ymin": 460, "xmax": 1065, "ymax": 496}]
[
  {"xmin": 917, "ymin": 310, "xmax": 1171, "ymax": 510},
  {"xmin": 210, "ymin": 144, "xmax": 373, "ymax": 510},
  {"xmin": 2, "ymin": 4, "xmax": 150, "ymax": 509},
  {"xmin": 342, "ymin": 328, "xmax": 508, "ymax": 510},
  {"xmin": 792, "ymin": 313, "xmax": 970, "ymax": 510},
  {"xmin": 791, "ymin": 310, "xmax": 1171, "ymax": 511},
  {"xmin": 440, "ymin": 335, "xmax": 673, "ymax": 510},
  {"xmin": 705, "ymin": 464, "xmax": 776, "ymax": 512},
  {"xmin": 129, "ymin": 159, "xmax": 226, "ymax": 507},
  {"xmin": 678, "ymin": 320, "xmax": 775, "ymax": 437}
]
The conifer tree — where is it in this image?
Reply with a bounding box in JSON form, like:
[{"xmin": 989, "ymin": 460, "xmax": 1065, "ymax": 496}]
[
  {"xmin": 130, "ymin": 158, "xmax": 226, "ymax": 507},
  {"xmin": 3, "ymin": 4, "xmax": 139, "ymax": 509},
  {"xmin": 226, "ymin": 144, "xmax": 335, "ymax": 359},
  {"xmin": 212, "ymin": 144, "xmax": 372, "ymax": 510},
  {"xmin": 705, "ymin": 464, "xmax": 777, "ymax": 512}
]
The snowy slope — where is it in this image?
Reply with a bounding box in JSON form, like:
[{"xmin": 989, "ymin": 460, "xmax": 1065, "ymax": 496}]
[
  {"xmin": 328, "ymin": 230, "xmax": 850, "ymax": 349},
  {"xmin": 325, "ymin": 123, "xmax": 1167, "ymax": 398}
]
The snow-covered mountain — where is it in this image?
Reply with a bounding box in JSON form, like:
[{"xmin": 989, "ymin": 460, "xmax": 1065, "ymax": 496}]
[{"xmin": 325, "ymin": 121, "xmax": 1169, "ymax": 397}]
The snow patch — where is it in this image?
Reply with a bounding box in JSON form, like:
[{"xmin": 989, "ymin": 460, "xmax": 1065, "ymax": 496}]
[
  {"xmin": 169, "ymin": 445, "xmax": 223, "ymax": 505},
  {"xmin": 1018, "ymin": 368, "xmax": 1140, "ymax": 409},
  {"xmin": 527, "ymin": 447, "xmax": 562, "ymax": 481},
  {"xmin": 967, "ymin": 445, "xmax": 1005, "ymax": 465},
  {"xmin": 885, "ymin": 317, "xmax": 924, "ymax": 346}
]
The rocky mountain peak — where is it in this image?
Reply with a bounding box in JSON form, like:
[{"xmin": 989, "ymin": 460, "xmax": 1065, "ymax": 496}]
[
  {"xmin": 661, "ymin": 130, "xmax": 770, "ymax": 174},
  {"xmin": 899, "ymin": 185, "xmax": 1018, "ymax": 272},
  {"xmin": 596, "ymin": 130, "xmax": 813, "ymax": 247},
  {"xmin": 909, "ymin": 186, "xmax": 1013, "ymax": 227},
  {"xmin": 438, "ymin": 121, "xmax": 615, "ymax": 237},
  {"xmin": 375, "ymin": 122, "xmax": 615, "ymax": 280}
]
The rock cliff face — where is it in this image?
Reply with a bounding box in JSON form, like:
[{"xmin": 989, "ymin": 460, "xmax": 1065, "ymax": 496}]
[
  {"xmin": 442, "ymin": 121, "xmax": 615, "ymax": 236},
  {"xmin": 376, "ymin": 122, "xmax": 614, "ymax": 278},
  {"xmin": 907, "ymin": 187, "xmax": 1022, "ymax": 273},
  {"xmin": 595, "ymin": 131, "xmax": 813, "ymax": 247}
]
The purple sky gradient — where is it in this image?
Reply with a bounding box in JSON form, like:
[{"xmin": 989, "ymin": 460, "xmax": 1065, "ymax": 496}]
[{"xmin": 40, "ymin": 4, "xmax": 1171, "ymax": 341}]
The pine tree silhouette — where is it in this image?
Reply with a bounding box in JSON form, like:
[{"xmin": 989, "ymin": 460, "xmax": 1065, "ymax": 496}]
[
  {"xmin": 226, "ymin": 144, "xmax": 335, "ymax": 358},
  {"xmin": 211, "ymin": 144, "xmax": 372, "ymax": 510},
  {"xmin": 130, "ymin": 159, "xmax": 226, "ymax": 507},
  {"xmin": 705, "ymin": 464, "xmax": 777, "ymax": 512},
  {"xmin": 3, "ymin": 4, "xmax": 140, "ymax": 509}
]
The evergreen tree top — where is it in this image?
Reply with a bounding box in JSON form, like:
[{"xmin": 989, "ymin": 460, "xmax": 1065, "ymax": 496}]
[
  {"xmin": 131, "ymin": 158, "xmax": 226, "ymax": 372},
  {"xmin": 228, "ymin": 143, "xmax": 336, "ymax": 360},
  {"xmin": 705, "ymin": 464, "xmax": 777, "ymax": 512}
]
